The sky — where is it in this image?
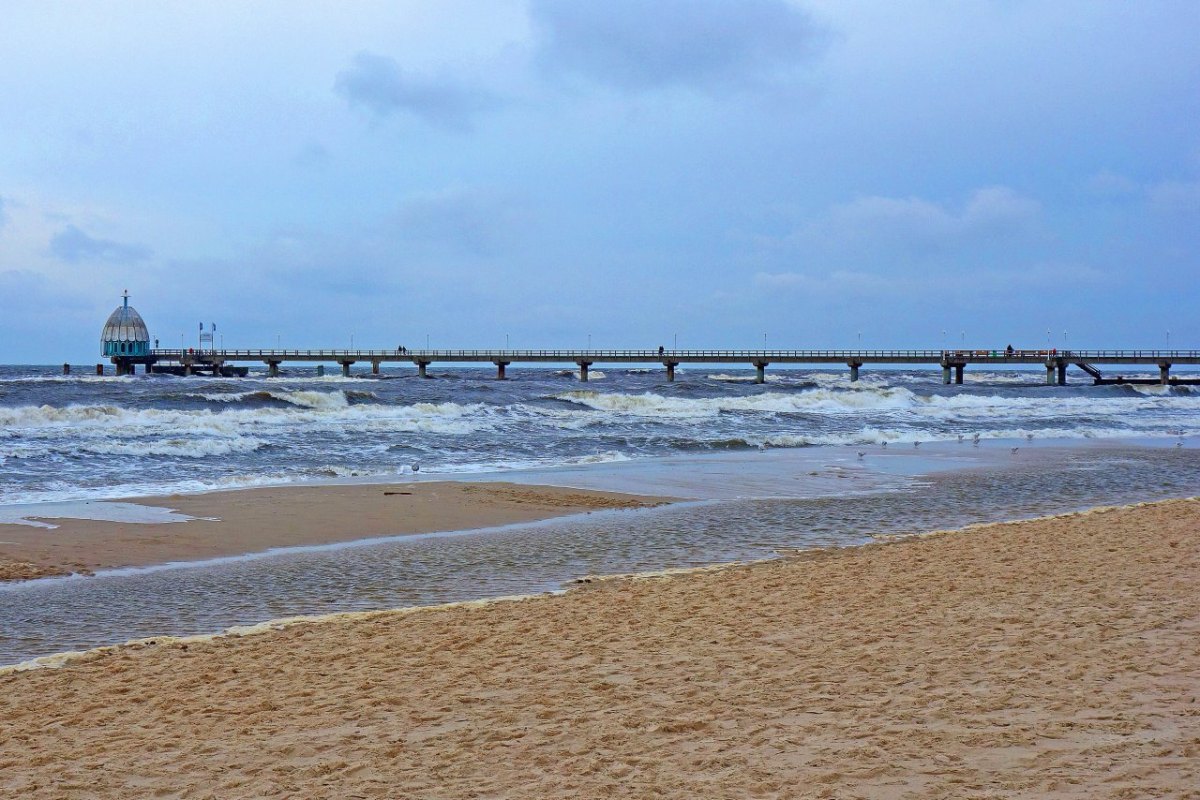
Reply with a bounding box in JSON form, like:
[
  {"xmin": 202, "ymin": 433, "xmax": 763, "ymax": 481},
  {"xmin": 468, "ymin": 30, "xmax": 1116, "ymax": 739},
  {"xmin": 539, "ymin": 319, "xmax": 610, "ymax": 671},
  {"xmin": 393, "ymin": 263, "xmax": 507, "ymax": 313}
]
[{"xmin": 1, "ymin": 0, "xmax": 1197, "ymax": 363}]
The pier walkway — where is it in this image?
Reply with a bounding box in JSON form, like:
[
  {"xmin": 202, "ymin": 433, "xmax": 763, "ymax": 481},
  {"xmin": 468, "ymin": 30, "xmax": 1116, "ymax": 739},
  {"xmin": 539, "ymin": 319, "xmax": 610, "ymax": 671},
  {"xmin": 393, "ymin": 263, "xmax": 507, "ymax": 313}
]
[{"xmin": 119, "ymin": 348, "xmax": 1200, "ymax": 385}]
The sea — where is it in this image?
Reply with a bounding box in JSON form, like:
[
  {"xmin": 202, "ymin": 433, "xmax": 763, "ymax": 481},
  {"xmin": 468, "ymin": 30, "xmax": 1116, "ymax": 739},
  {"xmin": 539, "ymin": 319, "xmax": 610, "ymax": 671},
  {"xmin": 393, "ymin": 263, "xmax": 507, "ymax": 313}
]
[{"xmin": 2, "ymin": 362, "xmax": 1199, "ymax": 665}]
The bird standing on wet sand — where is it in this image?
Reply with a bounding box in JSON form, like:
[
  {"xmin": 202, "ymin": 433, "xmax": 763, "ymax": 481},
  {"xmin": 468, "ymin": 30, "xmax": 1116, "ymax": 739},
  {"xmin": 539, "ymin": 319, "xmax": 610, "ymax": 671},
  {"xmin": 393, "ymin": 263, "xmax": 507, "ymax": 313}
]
[
  {"xmin": 1011, "ymin": 447, "xmax": 1019, "ymax": 454},
  {"xmin": 857, "ymin": 451, "xmax": 865, "ymax": 459},
  {"xmin": 914, "ymin": 441, "xmax": 921, "ymax": 448},
  {"xmin": 881, "ymin": 441, "xmax": 888, "ymax": 448}
]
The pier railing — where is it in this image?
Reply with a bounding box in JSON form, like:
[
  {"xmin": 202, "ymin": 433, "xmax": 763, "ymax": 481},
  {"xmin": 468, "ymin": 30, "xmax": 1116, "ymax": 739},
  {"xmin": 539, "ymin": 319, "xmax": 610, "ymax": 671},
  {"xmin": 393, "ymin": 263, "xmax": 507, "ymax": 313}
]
[{"xmin": 147, "ymin": 348, "xmax": 1200, "ymax": 361}]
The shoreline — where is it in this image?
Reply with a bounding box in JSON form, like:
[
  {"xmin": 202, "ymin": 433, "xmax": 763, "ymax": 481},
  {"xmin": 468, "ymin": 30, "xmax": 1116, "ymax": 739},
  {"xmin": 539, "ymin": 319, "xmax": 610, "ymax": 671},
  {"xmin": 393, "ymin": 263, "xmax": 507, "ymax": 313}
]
[
  {"xmin": 2, "ymin": 496, "xmax": 1195, "ymax": 797},
  {"xmin": 0, "ymin": 481, "xmax": 673, "ymax": 583},
  {"xmin": 7, "ymin": 495, "xmax": 1192, "ymax": 674}
]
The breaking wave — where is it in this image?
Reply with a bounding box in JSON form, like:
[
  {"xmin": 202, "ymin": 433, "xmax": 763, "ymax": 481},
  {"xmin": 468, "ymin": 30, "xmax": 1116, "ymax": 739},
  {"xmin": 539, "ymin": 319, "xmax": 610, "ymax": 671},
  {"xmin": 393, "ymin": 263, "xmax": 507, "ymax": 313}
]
[{"xmin": 551, "ymin": 386, "xmax": 1200, "ymax": 420}]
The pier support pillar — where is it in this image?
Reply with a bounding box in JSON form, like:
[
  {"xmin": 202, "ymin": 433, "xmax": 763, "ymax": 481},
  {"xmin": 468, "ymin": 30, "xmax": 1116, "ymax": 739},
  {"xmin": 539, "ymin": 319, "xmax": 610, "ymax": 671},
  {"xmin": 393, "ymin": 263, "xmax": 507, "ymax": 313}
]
[
  {"xmin": 340, "ymin": 361, "xmax": 353, "ymax": 378},
  {"xmin": 63, "ymin": 363, "xmax": 70, "ymax": 375},
  {"xmin": 495, "ymin": 361, "xmax": 510, "ymax": 380},
  {"xmin": 316, "ymin": 365, "xmax": 325, "ymax": 377},
  {"xmin": 96, "ymin": 364, "xmax": 104, "ymax": 376},
  {"xmin": 848, "ymin": 362, "xmax": 862, "ymax": 382},
  {"xmin": 415, "ymin": 360, "xmax": 430, "ymax": 379},
  {"xmin": 752, "ymin": 360, "xmax": 769, "ymax": 384},
  {"xmin": 372, "ymin": 360, "xmax": 380, "ymax": 375},
  {"xmin": 577, "ymin": 361, "xmax": 593, "ymax": 382},
  {"xmin": 664, "ymin": 361, "xmax": 678, "ymax": 382},
  {"xmin": 1045, "ymin": 364, "xmax": 1056, "ymax": 385},
  {"xmin": 942, "ymin": 364, "xmax": 951, "ymax": 384},
  {"xmin": 1058, "ymin": 363, "xmax": 1068, "ymax": 386},
  {"xmin": 1159, "ymin": 362, "xmax": 1172, "ymax": 385},
  {"xmin": 954, "ymin": 364, "xmax": 964, "ymax": 385},
  {"xmin": 266, "ymin": 361, "xmax": 280, "ymax": 378},
  {"xmin": 183, "ymin": 363, "xmax": 193, "ymax": 377}
]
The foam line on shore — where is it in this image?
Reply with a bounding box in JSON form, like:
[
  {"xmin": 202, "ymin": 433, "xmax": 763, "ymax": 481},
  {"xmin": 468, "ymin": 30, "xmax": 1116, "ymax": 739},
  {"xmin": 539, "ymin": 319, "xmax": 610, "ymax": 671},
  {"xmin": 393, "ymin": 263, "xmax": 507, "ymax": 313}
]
[{"xmin": 7, "ymin": 496, "xmax": 1193, "ymax": 675}]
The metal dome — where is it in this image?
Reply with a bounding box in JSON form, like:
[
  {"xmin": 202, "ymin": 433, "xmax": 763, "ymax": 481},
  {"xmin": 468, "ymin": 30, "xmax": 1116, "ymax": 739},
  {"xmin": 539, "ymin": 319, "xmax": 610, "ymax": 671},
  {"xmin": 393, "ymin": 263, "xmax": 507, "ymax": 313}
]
[{"xmin": 101, "ymin": 291, "xmax": 150, "ymax": 357}]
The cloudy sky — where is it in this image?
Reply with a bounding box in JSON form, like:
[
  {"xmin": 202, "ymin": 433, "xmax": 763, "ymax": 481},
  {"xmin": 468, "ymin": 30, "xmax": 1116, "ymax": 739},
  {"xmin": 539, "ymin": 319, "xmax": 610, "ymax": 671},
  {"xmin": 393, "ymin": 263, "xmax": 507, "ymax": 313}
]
[{"xmin": 1, "ymin": 0, "xmax": 1197, "ymax": 362}]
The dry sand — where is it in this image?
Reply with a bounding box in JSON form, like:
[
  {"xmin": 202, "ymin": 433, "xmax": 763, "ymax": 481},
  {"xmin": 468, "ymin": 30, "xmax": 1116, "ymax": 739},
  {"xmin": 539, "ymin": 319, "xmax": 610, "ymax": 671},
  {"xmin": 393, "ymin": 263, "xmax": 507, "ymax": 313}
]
[
  {"xmin": 2, "ymin": 498, "xmax": 1198, "ymax": 798},
  {"xmin": 0, "ymin": 481, "xmax": 669, "ymax": 582}
]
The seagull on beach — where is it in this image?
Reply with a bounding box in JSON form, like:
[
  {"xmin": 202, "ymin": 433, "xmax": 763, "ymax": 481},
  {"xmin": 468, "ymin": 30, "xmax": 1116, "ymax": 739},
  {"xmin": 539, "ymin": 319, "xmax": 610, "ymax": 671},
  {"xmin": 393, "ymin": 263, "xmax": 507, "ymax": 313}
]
[
  {"xmin": 881, "ymin": 441, "xmax": 888, "ymax": 448},
  {"xmin": 913, "ymin": 441, "xmax": 921, "ymax": 448},
  {"xmin": 1011, "ymin": 447, "xmax": 1019, "ymax": 455},
  {"xmin": 957, "ymin": 434, "xmax": 964, "ymax": 443},
  {"xmin": 1027, "ymin": 433, "xmax": 1034, "ymax": 441},
  {"xmin": 857, "ymin": 451, "xmax": 865, "ymax": 459},
  {"xmin": 411, "ymin": 462, "xmax": 421, "ymax": 473}
]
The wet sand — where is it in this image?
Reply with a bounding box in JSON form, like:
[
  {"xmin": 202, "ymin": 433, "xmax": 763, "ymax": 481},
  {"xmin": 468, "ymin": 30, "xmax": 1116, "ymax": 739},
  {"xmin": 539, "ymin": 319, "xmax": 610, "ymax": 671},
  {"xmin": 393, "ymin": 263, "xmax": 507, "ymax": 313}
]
[
  {"xmin": 2, "ymin": 497, "xmax": 1197, "ymax": 798},
  {"xmin": 0, "ymin": 482, "xmax": 670, "ymax": 582}
]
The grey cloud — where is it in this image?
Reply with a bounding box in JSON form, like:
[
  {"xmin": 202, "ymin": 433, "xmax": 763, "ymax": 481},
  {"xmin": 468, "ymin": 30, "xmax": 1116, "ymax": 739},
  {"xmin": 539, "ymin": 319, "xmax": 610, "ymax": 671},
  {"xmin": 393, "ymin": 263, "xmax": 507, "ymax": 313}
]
[
  {"xmin": 334, "ymin": 52, "xmax": 498, "ymax": 131},
  {"xmin": 391, "ymin": 188, "xmax": 526, "ymax": 256},
  {"xmin": 49, "ymin": 224, "xmax": 152, "ymax": 263},
  {"xmin": 530, "ymin": 0, "xmax": 823, "ymax": 91}
]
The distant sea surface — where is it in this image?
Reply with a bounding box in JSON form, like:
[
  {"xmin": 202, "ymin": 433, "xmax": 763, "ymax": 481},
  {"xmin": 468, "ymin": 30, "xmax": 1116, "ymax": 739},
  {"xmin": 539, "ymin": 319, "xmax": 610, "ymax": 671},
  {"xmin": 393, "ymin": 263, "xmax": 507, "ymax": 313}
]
[{"xmin": 1, "ymin": 363, "xmax": 1197, "ymax": 504}]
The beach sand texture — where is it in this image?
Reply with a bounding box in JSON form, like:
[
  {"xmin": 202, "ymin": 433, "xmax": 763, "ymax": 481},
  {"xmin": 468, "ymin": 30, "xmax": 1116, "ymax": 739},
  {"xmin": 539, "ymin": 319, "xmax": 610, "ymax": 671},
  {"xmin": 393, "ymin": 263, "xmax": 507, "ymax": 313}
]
[
  {"xmin": 0, "ymin": 481, "xmax": 670, "ymax": 582},
  {"xmin": 2, "ymin": 498, "xmax": 1197, "ymax": 798}
]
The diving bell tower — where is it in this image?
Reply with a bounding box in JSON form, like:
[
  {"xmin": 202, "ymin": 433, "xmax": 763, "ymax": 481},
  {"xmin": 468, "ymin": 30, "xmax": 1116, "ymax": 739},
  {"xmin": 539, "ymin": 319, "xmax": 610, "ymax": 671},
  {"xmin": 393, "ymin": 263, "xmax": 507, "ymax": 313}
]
[{"xmin": 101, "ymin": 290, "xmax": 154, "ymax": 375}]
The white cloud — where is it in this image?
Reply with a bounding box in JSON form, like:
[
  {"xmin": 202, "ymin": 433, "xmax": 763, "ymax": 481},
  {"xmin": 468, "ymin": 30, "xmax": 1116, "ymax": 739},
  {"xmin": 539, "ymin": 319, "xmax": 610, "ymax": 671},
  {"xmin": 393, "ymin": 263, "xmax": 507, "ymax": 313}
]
[{"xmin": 1147, "ymin": 180, "xmax": 1200, "ymax": 214}]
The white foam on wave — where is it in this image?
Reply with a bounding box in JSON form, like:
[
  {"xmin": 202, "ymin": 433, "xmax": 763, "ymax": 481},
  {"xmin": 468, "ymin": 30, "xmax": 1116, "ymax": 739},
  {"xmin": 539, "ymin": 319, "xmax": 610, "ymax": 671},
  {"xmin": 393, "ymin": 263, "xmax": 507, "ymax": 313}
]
[
  {"xmin": 554, "ymin": 369, "xmax": 607, "ymax": 380},
  {"xmin": 0, "ymin": 397, "xmax": 497, "ymax": 440},
  {"xmin": 77, "ymin": 437, "xmax": 268, "ymax": 458},
  {"xmin": 552, "ymin": 385, "xmax": 1200, "ymax": 422},
  {"xmin": 554, "ymin": 388, "xmax": 920, "ymax": 416},
  {"xmin": 190, "ymin": 388, "xmax": 379, "ymax": 410}
]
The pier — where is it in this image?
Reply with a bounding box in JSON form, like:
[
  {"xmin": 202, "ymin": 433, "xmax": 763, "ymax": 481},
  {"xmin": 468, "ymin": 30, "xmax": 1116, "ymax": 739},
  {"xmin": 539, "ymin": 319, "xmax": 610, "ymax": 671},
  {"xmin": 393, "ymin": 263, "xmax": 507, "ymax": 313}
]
[{"xmin": 107, "ymin": 348, "xmax": 1200, "ymax": 385}]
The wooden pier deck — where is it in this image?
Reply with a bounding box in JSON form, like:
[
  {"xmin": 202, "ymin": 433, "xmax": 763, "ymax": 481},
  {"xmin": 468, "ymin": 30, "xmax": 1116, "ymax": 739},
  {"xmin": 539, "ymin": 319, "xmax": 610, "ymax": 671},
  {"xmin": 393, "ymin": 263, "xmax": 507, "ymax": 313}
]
[{"xmin": 115, "ymin": 348, "xmax": 1200, "ymax": 385}]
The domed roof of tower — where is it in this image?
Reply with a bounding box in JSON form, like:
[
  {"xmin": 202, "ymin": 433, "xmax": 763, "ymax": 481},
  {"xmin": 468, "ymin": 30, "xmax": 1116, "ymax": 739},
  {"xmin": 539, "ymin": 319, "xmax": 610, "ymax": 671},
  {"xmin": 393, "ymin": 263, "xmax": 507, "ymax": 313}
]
[{"xmin": 101, "ymin": 291, "xmax": 150, "ymax": 343}]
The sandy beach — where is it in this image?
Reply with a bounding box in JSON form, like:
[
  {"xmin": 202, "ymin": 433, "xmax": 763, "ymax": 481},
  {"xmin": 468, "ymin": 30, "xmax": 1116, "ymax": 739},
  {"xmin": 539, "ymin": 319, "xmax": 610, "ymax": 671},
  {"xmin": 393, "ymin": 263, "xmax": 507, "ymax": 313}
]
[
  {"xmin": 2, "ymin": 497, "xmax": 1196, "ymax": 798},
  {"xmin": 0, "ymin": 482, "xmax": 670, "ymax": 582}
]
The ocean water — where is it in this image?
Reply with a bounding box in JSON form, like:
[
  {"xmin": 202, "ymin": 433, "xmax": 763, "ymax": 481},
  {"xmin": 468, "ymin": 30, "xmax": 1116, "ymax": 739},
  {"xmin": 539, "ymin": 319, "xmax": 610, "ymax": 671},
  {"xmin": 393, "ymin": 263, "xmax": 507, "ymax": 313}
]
[
  {"xmin": 1, "ymin": 363, "xmax": 1196, "ymax": 504},
  {"xmin": 2, "ymin": 363, "xmax": 1199, "ymax": 665}
]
